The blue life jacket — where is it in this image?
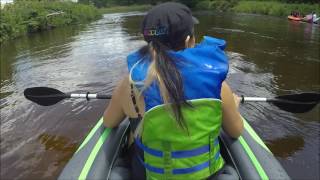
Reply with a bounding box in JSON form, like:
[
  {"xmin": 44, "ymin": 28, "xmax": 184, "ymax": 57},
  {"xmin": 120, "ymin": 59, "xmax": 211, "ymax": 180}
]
[
  {"xmin": 127, "ymin": 36, "xmax": 229, "ymax": 179},
  {"xmin": 127, "ymin": 36, "xmax": 229, "ymax": 110}
]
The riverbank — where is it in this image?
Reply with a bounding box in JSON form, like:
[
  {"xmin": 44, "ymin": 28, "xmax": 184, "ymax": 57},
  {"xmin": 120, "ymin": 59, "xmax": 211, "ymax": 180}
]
[
  {"xmin": 1, "ymin": 1, "xmax": 319, "ymax": 44},
  {"xmin": 196, "ymin": 1, "xmax": 320, "ymax": 17},
  {"xmin": 0, "ymin": 1, "xmax": 101, "ymax": 43},
  {"xmin": 99, "ymin": 4, "xmax": 152, "ymax": 14}
]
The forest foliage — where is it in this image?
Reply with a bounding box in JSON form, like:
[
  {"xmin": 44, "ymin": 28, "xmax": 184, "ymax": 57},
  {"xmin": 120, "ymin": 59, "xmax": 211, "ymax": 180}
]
[
  {"xmin": 1, "ymin": 0, "xmax": 318, "ymax": 43},
  {"xmin": 0, "ymin": 0, "xmax": 101, "ymax": 43}
]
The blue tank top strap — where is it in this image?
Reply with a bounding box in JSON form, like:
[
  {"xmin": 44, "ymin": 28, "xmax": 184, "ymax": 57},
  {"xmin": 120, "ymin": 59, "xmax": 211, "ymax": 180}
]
[{"xmin": 129, "ymin": 83, "xmax": 142, "ymax": 133}]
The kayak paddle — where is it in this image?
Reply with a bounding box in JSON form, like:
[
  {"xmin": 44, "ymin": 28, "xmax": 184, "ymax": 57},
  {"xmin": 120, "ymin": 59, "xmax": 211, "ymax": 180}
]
[
  {"xmin": 24, "ymin": 87, "xmax": 319, "ymax": 113},
  {"xmin": 24, "ymin": 87, "xmax": 111, "ymax": 106},
  {"xmin": 241, "ymin": 92, "xmax": 320, "ymax": 113}
]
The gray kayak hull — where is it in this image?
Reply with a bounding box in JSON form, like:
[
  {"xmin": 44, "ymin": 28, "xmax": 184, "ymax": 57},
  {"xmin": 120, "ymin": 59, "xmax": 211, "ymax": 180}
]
[{"xmin": 58, "ymin": 117, "xmax": 290, "ymax": 180}]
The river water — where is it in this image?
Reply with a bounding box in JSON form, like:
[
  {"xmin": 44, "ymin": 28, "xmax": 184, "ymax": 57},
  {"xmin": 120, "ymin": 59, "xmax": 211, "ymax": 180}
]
[{"xmin": 1, "ymin": 12, "xmax": 319, "ymax": 180}]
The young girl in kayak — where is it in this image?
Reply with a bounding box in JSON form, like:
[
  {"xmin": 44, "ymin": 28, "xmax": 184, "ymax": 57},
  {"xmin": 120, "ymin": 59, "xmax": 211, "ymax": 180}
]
[{"xmin": 103, "ymin": 2, "xmax": 243, "ymax": 179}]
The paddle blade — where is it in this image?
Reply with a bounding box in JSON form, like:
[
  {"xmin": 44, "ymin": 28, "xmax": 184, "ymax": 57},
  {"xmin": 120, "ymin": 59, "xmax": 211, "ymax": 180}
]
[
  {"xmin": 272, "ymin": 92, "xmax": 320, "ymax": 113},
  {"xmin": 24, "ymin": 87, "xmax": 68, "ymax": 106},
  {"xmin": 277, "ymin": 92, "xmax": 320, "ymax": 102},
  {"xmin": 271, "ymin": 101, "xmax": 318, "ymax": 113}
]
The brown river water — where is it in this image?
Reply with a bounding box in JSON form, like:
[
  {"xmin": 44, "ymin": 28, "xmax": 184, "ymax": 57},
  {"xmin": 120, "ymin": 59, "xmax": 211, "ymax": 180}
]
[{"xmin": 1, "ymin": 12, "xmax": 319, "ymax": 180}]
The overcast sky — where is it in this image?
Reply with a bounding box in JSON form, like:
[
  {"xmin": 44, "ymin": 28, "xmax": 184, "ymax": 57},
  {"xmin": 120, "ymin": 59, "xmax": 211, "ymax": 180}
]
[
  {"xmin": 1, "ymin": 0, "xmax": 78, "ymax": 4},
  {"xmin": 1, "ymin": 0, "xmax": 13, "ymax": 4}
]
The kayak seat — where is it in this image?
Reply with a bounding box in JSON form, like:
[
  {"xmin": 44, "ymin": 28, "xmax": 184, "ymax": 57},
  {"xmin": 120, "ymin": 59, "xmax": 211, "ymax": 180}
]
[
  {"xmin": 109, "ymin": 157, "xmax": 131, "ymax": 180},
  {"xmin": 208, "ymin": 165, "xmax": 239, "ymax": 180}
]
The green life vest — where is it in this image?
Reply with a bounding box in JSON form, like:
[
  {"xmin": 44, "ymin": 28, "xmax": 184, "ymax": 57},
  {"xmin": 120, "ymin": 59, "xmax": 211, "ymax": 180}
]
[{"xmin": 135, "ymin": 99, "xmax": 224, "ymax": 180}]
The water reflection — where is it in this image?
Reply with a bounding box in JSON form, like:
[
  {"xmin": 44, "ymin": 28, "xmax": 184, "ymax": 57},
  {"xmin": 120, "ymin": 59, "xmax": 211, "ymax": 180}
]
[
  {"xmin": 198, "ymin": 12, "xmax": 319, "ymax": 92},
  {"xmin": 266, "ymin": 136, "xmax": 304, "ymax": 158},
  {"xmin": 38, "ymin": 133, "xmax": 78, "ymax": 163}
]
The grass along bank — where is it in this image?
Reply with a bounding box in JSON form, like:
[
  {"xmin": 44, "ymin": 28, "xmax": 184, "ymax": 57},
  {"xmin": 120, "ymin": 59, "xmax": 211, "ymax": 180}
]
[
  {"xmin": 99, "ymin": 4, "xmax": 152, "ymax": 14},
  {"xmin": 195, "ymin": 0, "xmax": 320, "ymax": 17},
  {"xmin": 0, "ymin": 1, "xmax": 101, "ymax": 43},
  {"xmin": 233, "ymin": 1, "xmax": 320, "ymax": 17}
]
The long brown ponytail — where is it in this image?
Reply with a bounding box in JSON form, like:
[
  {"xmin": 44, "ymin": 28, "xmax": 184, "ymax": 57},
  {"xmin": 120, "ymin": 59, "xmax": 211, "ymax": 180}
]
[{"xmin": 137, "ymin": 38, "xmax": 192, "ymax": 130}]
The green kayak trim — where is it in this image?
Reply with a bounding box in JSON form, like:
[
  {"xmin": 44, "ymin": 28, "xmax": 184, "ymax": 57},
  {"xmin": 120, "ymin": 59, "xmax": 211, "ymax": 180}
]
[
  {"xmin": 58, "ymin": 117, "xmax": 290, "ymax": 180},
  {"xmin": 243, "ymin": 118, "xmax": 271, "ymax": 153},
  {"xmin": 76, "ymin": 118, "xmax": 103, "ymax": 153},
  {"xmin": 75, "ymin": 117, "xmax": 270, "ymax": 180},
  {"xmin": 239, "ymin": 135, "xmax": 269, "ymax": 180},
  {"xmin": 78, "ymin": 128, "xmax": 111, "ymax": 180}
]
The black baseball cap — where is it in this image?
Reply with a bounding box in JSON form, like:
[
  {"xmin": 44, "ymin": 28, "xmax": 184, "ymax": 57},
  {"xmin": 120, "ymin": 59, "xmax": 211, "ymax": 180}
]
[{"xmin": 142, "ymin": 2, "xmax": 199, "ymax": 45}]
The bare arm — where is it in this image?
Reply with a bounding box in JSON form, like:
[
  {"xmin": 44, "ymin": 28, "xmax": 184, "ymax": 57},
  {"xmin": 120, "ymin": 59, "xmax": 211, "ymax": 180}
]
[
  {"xmin": 103, "ymin": 77, "xmax": 127, "ymax": 128},
  {"xmin": 221, "ymin": 81, "xmax": 243, "ymax": 138}
]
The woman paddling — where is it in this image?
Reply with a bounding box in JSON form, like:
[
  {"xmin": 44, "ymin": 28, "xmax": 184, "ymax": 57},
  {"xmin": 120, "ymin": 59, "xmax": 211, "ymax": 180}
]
[{"xmin": 103, "ymin": 2, "xmax": 243, "ymax": 179}]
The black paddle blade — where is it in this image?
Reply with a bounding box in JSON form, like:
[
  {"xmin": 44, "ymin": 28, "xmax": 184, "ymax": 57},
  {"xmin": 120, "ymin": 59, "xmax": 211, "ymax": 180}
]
[
  {"xmin": 272, "ymin": 92, "xmax": 320, "ymax": 113},
  {"xmin": 277, "ymin": 92, "xmax": 320, "ymax": 102},
  {"xmin": 24, "ymin": 87, "xmax": 68, "ymax": 106}
]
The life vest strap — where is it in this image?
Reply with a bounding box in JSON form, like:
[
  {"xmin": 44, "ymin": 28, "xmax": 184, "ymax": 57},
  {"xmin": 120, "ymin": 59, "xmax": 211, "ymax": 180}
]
[
  {"xmin": 162, "ymin": 141, "xmax": 173, "ymax": 178},
  {"xmin": 134, "ymin": 137, "xmax": 219, "ymax": 158},
  {"xmin": 137, "ymin": 155, "xmax": 164, "ymax": 174},
  {"xmin": 135, "ymin": 137, "xmax": 163, "ymax": 157},
  {"xmin": 172, "ymin": 160, "xmax": 210, "ymax": 174},
  {"xmin": 136, "ymin": 150, "xmax": 221, "ymax": 174}
]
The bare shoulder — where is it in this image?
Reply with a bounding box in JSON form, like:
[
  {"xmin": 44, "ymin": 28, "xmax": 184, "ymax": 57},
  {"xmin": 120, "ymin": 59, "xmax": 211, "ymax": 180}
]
[
  {"xmin": 115, "ymin": 75, "xmax": 130, "ymax": 102},
  {"xmin": 115, "ymin": 75, "xmax": 134, "ymax": 116},
  {"xmin": 121, "ymin": 76, "xmax": 145, "ymax": 117},
  {"xmin": 103, "ymin": 75, "xmax": 129, "ymax": 128},
  {"xmin": 118, "ymin": 75, "xmax": 130, "ymax": 90},
  {"xmin": 221, "ymin": 81, "xmax": 230, "ymax": 97}
]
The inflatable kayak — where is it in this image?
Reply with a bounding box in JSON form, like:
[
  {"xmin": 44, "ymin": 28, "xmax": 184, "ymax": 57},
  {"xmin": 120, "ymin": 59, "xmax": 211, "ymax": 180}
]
[
  {"xmin": 288, "ymin": 15, "xmax": 303, "ymax": 21},
  {"xmin": 58, "ymin": 116, "xmax": 290, "ymax": 180},
  {"xmin": 288, "ymin": 15, "xmax": 319, "ymax": 24}
]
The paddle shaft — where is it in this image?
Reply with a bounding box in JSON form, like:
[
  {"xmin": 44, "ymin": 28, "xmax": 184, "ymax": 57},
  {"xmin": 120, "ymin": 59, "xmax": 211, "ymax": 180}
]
[
  {"xmin": 68, "ymin": 95, "xmax": 312, "ymax": 104},
  {"xmin": 242, "ymin": 97, "xmax": 267, "ymax": 102},
  {"xmin": 242, "ymin": 97, "xmax": 292, "ymax": 102},
  {"xmin": 242, "ymin": 96, "xmax": 317, "ymax": 104},
  {"xmin": 68, "ymin": 93, "xmax": 111, "ymax": 99},
  {"xmin": 24, "ymin": 87, "xmax": 319, "ymax": 112}
]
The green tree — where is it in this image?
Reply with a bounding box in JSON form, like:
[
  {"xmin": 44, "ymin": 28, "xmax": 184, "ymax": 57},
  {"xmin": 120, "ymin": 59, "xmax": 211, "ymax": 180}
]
[{"xmin": 280, "ymin": 0, "xmax": 319, "ymax": 3}]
